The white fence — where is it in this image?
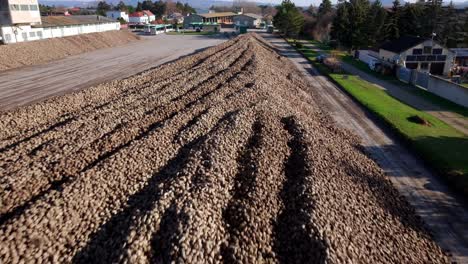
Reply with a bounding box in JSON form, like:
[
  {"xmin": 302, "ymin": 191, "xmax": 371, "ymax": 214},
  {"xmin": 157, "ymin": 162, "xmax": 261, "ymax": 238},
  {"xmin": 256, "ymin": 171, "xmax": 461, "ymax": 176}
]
[{"xmin": 0, "ymin": 22, "xmax": 120, "ymax": 44}]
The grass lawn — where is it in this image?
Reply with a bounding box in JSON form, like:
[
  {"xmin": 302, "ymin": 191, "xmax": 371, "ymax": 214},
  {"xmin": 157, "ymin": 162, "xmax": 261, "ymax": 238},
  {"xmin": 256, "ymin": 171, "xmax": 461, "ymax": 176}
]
[
  {"xmin": 166, "ymin": 31, "xmax": 216, "ymax": 36},
  {"xmin": 287, "ymin": 38, "xmax": 468, "ymax": 197}
]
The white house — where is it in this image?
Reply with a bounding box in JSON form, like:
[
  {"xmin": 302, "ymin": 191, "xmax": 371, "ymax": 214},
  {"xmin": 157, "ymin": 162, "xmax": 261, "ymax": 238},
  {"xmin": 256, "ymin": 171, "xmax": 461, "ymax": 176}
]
[
  {"xmin": 128, "ymin": 10, "xmax": 155, "ymax": 25},
  {"xmin": 233, "ymin": 13, "xmax": 263, "ymax": 28},
  {"xmin": 106, "ymin": 11, "xmax": 129, "ymax": 22},
  {"xmin": 379, "ymin": 36, "xmax": 454, "ymax": 76}
]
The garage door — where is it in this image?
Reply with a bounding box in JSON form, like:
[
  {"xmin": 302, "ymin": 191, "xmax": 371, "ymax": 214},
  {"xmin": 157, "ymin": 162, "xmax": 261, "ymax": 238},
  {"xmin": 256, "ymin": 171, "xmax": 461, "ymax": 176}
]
[{"xmin": 430, "ymin": 63, "xmax": 445, "ymax": 75}]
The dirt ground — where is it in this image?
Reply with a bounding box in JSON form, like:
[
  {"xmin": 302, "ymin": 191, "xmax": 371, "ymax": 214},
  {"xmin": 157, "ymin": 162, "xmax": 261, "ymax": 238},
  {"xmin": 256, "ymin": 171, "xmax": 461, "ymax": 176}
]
[
  {"xmin": 0, "ymin": 34, "xmax": 448, "ymax": 263},
  {"xmin": 0, "ymin": 30, "xmax": 139, "ymax": 71}
]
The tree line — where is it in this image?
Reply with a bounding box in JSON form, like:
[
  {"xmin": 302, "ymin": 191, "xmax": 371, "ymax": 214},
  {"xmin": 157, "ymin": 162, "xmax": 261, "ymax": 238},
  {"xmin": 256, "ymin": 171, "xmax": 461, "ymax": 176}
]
[
  {"xmin": 331, "ymin": 0, "xmax": 464, "ymax": 49},
  {"xmin": 96, "ymin": 0, "xmax": 196, "ymax": 19},
  {"xmin": 273, "ymin": 0, "xmax": 466, "ymax": 49}
]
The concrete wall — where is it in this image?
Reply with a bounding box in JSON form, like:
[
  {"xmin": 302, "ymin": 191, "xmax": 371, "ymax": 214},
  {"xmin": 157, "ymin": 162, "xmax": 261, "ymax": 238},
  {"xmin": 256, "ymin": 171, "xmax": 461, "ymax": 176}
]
[
  {"xmin": 427, "ymin": 75, "xmax": 468, "ymax": 107},
  {"xmin": 0, "ymin": 22, "xmax": 120, "ymax": 44},
  {"xmin": 396, "ymin": 66, "xmax": 468, "ymax": 107}
]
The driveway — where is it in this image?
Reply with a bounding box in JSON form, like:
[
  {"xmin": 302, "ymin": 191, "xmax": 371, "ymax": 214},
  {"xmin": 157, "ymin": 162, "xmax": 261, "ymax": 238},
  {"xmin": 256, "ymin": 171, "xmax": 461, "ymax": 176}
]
[
  {"xmin": 261, "ymin": 32, "xmax": 468, "ymax": 263},
  {"xmin": 0, "ymin": 34, "xmax": 227, "ymax": 111}
]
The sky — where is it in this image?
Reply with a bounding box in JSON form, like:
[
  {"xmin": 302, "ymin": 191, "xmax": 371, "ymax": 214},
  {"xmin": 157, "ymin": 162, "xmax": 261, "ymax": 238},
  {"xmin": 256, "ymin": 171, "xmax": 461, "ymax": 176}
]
[{"xmin": 39, "ymin": 0, "xmax": 468, "ymax": 7}]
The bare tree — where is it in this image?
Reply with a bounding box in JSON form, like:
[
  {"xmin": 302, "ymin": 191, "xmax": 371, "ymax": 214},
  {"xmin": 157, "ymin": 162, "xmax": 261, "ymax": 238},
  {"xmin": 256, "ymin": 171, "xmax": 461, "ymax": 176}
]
[{"xmin": 232, "ymin": 0, "xmax": 261, "ymax": 14}]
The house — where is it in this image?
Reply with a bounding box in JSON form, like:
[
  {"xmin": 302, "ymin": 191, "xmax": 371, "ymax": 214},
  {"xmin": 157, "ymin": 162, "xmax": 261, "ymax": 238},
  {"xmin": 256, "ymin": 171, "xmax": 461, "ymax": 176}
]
[
  {"xmin": 451, "ymin": 48, "xmax": 468, "ymax": 67},
  {"xmin": 106, "ymin": 11, "xmax": 129, "ymax": 22},
  {"xmin": 183, "ymin": 12, "xmax": 237, "ymax": 28},
  {"xmin": 128, "ymin": 10, "xmax": 155, "ymax": 25},
  {"xmin": 0, "ymin": 0, "xmax": 41, "ymax": 25},
  {"xmin": 379, "ymin": 36, "xmax": 454, "ymax": 75},
  {"xmin": 233, "ymin": 13, "xmax": 263, "ymax": 28},
  {"xmin": 51, "ymin": 7, "xmax": 71, "ymax": 16},
  {"xmin": 167, "ymin": 12, "xmax": 184, "ymax": 24}
]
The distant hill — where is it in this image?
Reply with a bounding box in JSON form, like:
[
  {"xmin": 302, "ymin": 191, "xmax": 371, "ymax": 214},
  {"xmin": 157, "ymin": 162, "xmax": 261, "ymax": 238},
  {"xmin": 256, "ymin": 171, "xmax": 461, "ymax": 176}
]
[
  {"xmin": 38, "ymin": 0, "xmax": 236, "ymax": 8},
  {"xmin": 454, "ymin": 1, "xmax": 468, "ymax": 8}
]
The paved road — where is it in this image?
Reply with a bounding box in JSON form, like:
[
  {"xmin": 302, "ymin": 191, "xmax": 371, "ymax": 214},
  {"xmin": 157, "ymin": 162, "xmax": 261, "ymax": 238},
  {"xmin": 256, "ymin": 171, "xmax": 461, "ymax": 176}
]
[
  {"xmin": 0, "ymin": 33, "xmax": 227, "ymax": 111},
  {"xmin": 300, "ymin": 40, "xmax": 468, "ymax": 136},
  {"xmin": 261, "ymin": 33, "xmax": 468, "ymax": 263}
]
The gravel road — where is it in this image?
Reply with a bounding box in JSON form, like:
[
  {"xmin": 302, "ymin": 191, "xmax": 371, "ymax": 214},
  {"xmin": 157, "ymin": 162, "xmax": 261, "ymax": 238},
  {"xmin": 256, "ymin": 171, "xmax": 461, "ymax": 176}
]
[
  {"xmin": 0, "ymin": 34, "xmax": 448, "ymax": 263},
  {"xmin": 0, "ymin": 33, "xmax": 225, "ymax": 111}
]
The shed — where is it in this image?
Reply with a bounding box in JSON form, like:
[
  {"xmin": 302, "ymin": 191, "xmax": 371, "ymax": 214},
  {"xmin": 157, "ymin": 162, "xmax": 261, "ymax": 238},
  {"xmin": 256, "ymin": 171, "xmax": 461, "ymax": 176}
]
[{"xmin": 233, "ymin": 13, "xmax": 263, "ymax": 28}]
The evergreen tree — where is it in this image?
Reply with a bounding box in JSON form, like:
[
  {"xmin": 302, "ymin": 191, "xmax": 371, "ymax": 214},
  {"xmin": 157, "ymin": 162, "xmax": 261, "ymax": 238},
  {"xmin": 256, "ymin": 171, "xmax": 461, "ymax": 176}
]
[
  {"xmin": 273, "ymin": 0, "xmax": 305, "ymax": 37},
  {"xmin": 440, "ymin": 1, "xmax": 459, "ymax": 47},
  {"xmin": 97, "ymin": 1, "xmax": 111, "ymax": 16},
  {"xmin": 136, "ymin": 2, "xmax": 143, "ymax": 12},
  {"xmin": 421, "ymin": 0, "xmax": 443, "ymax": 37},
  {"xmin": 384, "ymin": 0, "xmax": 401, "ymax": 40},
  {"xmin": 366, "ymin": 0, "xmax": 387, "ymax": 46},
  {"xmin": 141, "ymin": 0, "xmax": 153, "ymax": 11},
  {"xmin": 331, "ymin": 0, "xmax": 351, "ymax": 47},
  {"xmin": 152, "ymin": 0, "xmax": 167, "ymax": 18},
  {"xmin": 464, "ymin": 17, "xmax": 468, "ymax": 46},
  {"xmin": 348, "ymin": 0, "xmax": 371, "ymax": 49},
  {"xmin": 399, "ymin": 3, "xmax": 421, "ymax": 37},
  {"xmin": 116, "ymin": 1, "xmax": 127, "ymax": 11},
  {"xmin": 318, "ymin": 0, "xmax": 332, "ymax": 17}
]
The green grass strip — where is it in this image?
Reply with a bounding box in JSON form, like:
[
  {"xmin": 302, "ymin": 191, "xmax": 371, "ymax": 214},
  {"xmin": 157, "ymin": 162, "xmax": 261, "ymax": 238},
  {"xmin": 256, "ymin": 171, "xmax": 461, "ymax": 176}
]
[{"xmin": 287, "ymin": 38, "xmax": 468, "ymax": 197}]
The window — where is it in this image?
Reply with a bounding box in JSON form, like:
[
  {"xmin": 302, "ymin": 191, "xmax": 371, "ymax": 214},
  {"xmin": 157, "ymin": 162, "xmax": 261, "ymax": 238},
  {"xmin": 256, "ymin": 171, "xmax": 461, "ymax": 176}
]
[
  {"xmin": 22, "ymin": 32, "xmax": 27, "ymax": 40},
  {"xmin": 406, "ymin": 63, "xmax": 418, "ymax": 69},
  {"xmin": 30, "ymin": 5, "xmax": 38, "ymax": 11},
  {"xmin": 10, "ymin": 4, "xmax": 19, "ymax": 11},
  {"xmin": 426, "ymin": 55, "xmax": 436, "ymax": 61},
  {"xmin": 37, "ymin": 31, "xmax": 42, "ymax": 38},
  {"xmin": 5, "ymin": 34, "xmax": 11, "ymax": 41},
  {"xmin": 423, "ymin": 46, "xmax": 432, "ymax": 54},
  {"xmin": 413, "ymin": 49, "xmax": 423, "ymax": 55},
  {"xmin": 20, "ymin": 5, "xmax": 29, "ymax": 11},
  {"xmin": 436, "ymin": 55, "xmax": 447, "ymax": 61},
  {"xmin": 421, "ymin": 62, "xmax": 429, "ymax": 70},
  {"xmin": 417, "ymin": 55, "xmax": 426, "ymax": 61},
  {"xmin": 29, "ymin": 32, "xmax": 36, "ymax": 38},
  {"xmin": 433, "ymin": 48, "xmax": 443, "ymax": 55},
  {"xmin": 406, "ymin": 55, "xmax": 417, "ymax": 61}
]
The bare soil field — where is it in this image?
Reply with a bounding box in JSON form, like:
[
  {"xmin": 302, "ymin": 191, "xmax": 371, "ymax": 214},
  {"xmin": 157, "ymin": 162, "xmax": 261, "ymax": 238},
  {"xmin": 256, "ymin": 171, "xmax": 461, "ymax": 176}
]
[
  {"xmin": 0, "ymin": 34, "xmax": 448, "ymax": 263},
  {"xmin": 0, "ymin": 30, "xmax": 139, "ymax": 71}
]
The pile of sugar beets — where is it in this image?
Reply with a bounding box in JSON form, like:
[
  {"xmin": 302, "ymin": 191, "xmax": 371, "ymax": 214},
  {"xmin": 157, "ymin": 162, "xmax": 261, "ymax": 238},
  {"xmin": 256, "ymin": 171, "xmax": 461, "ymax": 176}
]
[{"xmin": 0, "ymin": 34, "xmax": 448, "ymax": 263}]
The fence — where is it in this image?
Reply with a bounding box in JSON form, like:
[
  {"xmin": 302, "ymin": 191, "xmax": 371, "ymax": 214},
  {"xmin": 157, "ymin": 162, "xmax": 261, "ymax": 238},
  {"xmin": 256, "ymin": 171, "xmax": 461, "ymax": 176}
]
[
  {"xmin": 0, "ymin": 22, "xmax": 120, "ymax": 44},
  {"xmin": 397, "ymin": 66, "xmax": 468, "ymax": 107}
]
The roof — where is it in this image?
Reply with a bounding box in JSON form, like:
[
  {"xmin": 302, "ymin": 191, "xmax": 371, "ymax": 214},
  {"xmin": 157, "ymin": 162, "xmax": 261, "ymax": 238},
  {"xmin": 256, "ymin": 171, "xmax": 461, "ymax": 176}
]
[
  {"xmin": 129, "ymin": 10, "xmax": 154, "ymax": 17},
  {"xmin": 143, "ymin": 10, "xmax": 154, "ymax": 17},
  {"xmin": 198, "ymin": 12, "xmax": 237, "ymax": 18},
  {"xmin": 36, "ymin": 15, "xmax": 115, "ymax": 28},
  {"xmin": 379, "ymin": 36, "xmax": 426, "ymax": 53},
  {"xmin": 451, "ymin": 48, "xmax": 468, "ymax": 57},
  {"xmin": 239, "ymin": 13, "xmax": 263, "ymax": 19},
  {"xmin": 168, "ymin": 12, "xmax": 183, "ymax": 18}
]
